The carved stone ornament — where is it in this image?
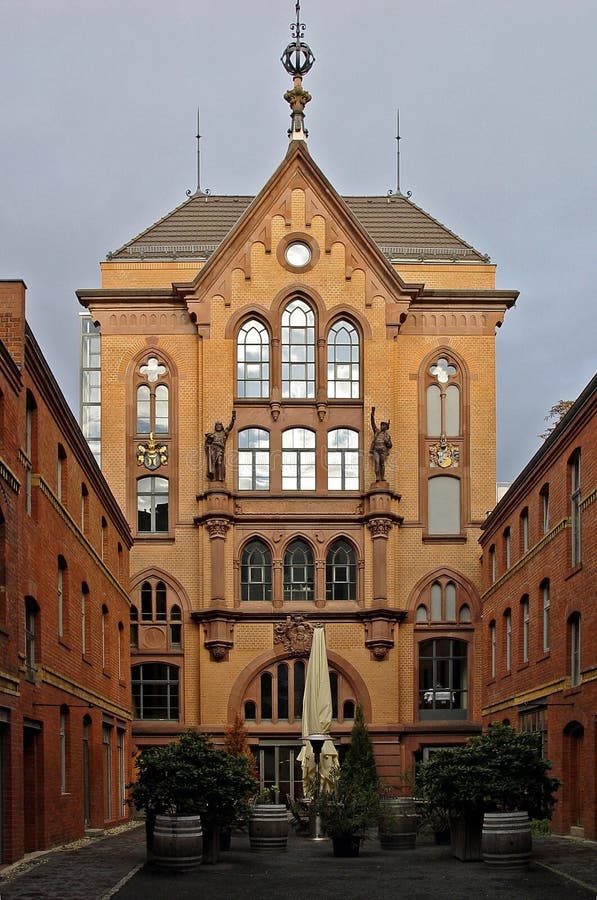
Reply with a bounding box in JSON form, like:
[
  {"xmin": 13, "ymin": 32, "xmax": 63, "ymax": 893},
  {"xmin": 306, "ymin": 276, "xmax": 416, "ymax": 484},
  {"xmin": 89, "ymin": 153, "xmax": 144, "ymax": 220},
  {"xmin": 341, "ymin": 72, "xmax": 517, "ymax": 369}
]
[
  {"xmin": 274, "ymin": 615, "xmax": 314, "ymax": 657},
  {"xmin": 136, "ymin": 433, "xmax": 168, "ymax": 471},
  {"xmin": 367, "ymin": 518, "xmax": 392, "ymax": 538},
  {"xmin": 206, "ymin": 518, "xmax": 230, "ymax": 539},
  {"xmin": 429, "ymin": 436, "xmax": 460, "ymax": 469}
]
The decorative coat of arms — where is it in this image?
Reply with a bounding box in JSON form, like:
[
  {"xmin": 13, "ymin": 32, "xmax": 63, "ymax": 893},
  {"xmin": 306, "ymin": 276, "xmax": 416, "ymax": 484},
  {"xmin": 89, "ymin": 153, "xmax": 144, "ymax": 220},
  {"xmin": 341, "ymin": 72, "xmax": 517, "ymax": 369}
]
[
  {"xmin": 429, "ymin": 436, "xmax": 460, "ymax": 468},
  {"xmin": 136, "ymin": 433, "xmax": 169, "ymax": 471},
  {"xmin": 273, "ymin": 615, "xmax": 314, "ymax": 657}
]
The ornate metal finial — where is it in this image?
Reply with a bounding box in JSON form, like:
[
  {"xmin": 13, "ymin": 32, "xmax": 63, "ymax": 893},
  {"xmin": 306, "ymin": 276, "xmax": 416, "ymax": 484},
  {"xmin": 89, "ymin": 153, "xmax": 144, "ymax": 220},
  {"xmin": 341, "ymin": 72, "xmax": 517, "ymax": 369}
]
[{"xmin": 281, "ymin": 2, "xmax": 315, "ymax": 140}]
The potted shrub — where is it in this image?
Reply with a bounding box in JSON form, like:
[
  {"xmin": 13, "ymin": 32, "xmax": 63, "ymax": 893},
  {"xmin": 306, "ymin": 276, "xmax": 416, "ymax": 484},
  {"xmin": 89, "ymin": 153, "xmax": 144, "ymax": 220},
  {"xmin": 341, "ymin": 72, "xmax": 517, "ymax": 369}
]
[
  {"xmin": 249, "ymin": 785, "xmax": 289, "ymax": 852},
  {"xmin": 128, "ymin": 730, "xmax": 257, "ymax": 867},
  {"xmin": 314, "ymin": 707, "xmax": 380, "ymax": 857},
  {"xmin": 415, "ymin": 724, "xmax": 560, "ymax": 864}
]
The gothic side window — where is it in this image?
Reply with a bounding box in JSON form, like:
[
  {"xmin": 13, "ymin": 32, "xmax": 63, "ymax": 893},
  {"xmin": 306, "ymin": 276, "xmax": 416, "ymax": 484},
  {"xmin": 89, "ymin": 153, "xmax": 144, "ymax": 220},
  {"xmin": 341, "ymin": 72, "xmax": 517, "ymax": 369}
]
[
  {"xmin": 326, "ymin": 539, "xmax": 357, "ymax": 601},
  {"xmin": 237, "ymin": 319, "xmax": 270, "ymax": 398},
  {"xmin": 327, "ymin": 319, "xmax": 360, "ymax": 399},
  {"xmin": 238, "ymin": 428, "xmax": 270, "ymax": 490},
  {"xmin": 415, "ymin": 578, "xmax": 471, "ymax": 625},
  {"xmin": 422, "ymin": 352, "xmax": 466, "ymax": 536},
  {"xmin": 283, "ymin": 539, "xmax": 315, "ymax": 601},
  {"xmin": 136, "ymin": 357, "xmax": 169, "ymax": 435},
  {"xmin": 241, "ymin": 540, "xmax": 273, "ymax": 601},
  {"xmin": 281, "ymin": 299, "xmax": 315, "ymax": 399},
  {"xmin": 134, "ymin": 578, "xmax": 183, "ymax": 650}
]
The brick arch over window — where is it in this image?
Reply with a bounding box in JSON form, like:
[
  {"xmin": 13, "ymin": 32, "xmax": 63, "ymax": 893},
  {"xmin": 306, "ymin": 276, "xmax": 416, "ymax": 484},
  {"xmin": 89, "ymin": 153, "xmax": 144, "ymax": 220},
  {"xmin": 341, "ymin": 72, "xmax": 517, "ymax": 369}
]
[
  {"xmin": 130, "ymin": 568, "xmax": 191, "ymax": 613},
  {"xmin": 227, "ymin": 647, "xmax": 372, "ymax": 724},
  {"xmin": 407, "ymin": 568, "xmax": 481, "ymax": 623}
]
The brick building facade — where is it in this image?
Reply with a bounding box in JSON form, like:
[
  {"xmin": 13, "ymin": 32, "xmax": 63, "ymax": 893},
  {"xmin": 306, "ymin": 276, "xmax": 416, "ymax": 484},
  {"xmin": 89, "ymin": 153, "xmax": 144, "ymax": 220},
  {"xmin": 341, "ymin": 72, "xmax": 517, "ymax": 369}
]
[
  {"xmin": 479, "ymin": 375, "xmax": 596, "ymax": 839},
  {"xmin": 77, "ymin": 48, "xmax": 518, "ymax": 798},
  {"xmin": 0, "ymin": 281, "xmax": 133, "ymax": 864}
]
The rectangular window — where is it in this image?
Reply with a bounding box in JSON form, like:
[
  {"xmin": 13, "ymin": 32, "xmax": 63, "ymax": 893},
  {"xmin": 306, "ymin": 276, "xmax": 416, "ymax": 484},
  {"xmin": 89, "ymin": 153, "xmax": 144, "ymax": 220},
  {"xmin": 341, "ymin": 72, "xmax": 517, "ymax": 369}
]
[
  {"xmin": 521, "ymin": 509, "xmax": 529, "ymax": 553},
  {"xmin": 117, "ymin": 729, "xmax": 126, "ymax": 817},
  {"xmin": 57, "ymin": 565, "xmax": 64, "ymax": 637},
  {"xmin": 490, "ymin": 622, "xmax": 496, "ymax": 678},
  {"xmin": 505, "ymin": 611, "xmax": 511, "ymax": 672},
  {"xmin": 80, "ymin": 315, "xmax": 101, "ymax": 465},
  {"xmin": 570, "ymin": 452, "xmax": 581, "ymax": 566},
  {"xmin": 81, "ymin": 591, "xmax": 87, "ymax": 655},
  {"xmin": 428, "ymin": 477, "xmax": 460, "ymax": 535},
  {"xmin": 103, "ymin": 724, "xmax": 112, "ymax": 820},
  {"xmin": 520, "ymin": 707, "xmax": 547, "ymax": 758},
  {"xmin": 541, "ymin": 485, "xmax": 550, "ymax": 535},
  {"xmin": 570, "ymin": 615, "xmax": 581, "ymax": 687},
  {"xmin": 60, "ymin": 710, "xmax": 67, "ymax": 793},
  {"xmin": 522, "ymin": 597, "xmax": 529, "ymax": 663},
  {"xmin": 542, "ymin": 583, "xmax": 550, "ymax": 653},
  {"xmin": 504, "ymin": 528, "xmax": 511, "ymax": 569}
]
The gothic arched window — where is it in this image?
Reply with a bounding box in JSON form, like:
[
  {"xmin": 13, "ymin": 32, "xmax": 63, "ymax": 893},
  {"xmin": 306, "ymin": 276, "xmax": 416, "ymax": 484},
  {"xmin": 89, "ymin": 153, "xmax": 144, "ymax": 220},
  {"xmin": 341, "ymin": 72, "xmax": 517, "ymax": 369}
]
[
  {"xmin": 237, "ymin": 319, "xmax": 270, "ymax": 398},
  {"xmin": 327, "ymin": 319, "xmax": 360, "ymax": 399},
  {"xmin": 281, "ymin": 299, "xmax": 315, "ymax": 399}
]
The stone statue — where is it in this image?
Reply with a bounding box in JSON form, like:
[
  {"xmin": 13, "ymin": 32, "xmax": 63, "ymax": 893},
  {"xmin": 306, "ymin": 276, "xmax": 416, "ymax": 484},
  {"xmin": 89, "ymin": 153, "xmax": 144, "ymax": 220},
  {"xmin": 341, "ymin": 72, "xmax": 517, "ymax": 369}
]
[
  {"xmin": 370, "ymin": 407, "xmax": 392, "ymax": 482},
  {"xmin": 205, "ymin": 411, "xmax": 236, "ymax": 482}
]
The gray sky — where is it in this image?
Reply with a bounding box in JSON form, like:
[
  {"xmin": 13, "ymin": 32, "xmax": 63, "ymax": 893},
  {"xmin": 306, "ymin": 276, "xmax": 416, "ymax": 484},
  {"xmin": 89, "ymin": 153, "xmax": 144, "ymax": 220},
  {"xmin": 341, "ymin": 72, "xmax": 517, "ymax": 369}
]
[{"xmin": 1, "ymin": 0, "xmax": 595, "ymax": 482}]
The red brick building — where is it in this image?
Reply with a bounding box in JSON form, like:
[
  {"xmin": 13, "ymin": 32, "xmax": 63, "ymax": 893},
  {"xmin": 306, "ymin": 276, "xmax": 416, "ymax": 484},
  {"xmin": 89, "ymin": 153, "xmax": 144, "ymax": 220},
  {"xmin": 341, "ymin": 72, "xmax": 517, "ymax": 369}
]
[
  {"xmin": 479, "ymin": 374, "xmax": 596, "ymax": 839},
  {"xmin": 0, "ymin": 281, "xmax": 133, "ymax": 864}
]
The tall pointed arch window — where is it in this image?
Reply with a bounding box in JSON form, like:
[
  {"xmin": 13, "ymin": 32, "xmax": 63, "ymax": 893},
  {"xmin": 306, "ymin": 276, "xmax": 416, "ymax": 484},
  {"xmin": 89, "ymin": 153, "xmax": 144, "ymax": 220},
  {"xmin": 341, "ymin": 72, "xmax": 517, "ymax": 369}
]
[
  {"xmin": 241, "ymin": 540, "xmax": 273, "ymax": 601},
  {"xmin": 281, "ymin": 299, "xmax": 315, "ymax": 399},
  {"xmin": 283, "ymin": 539, "xmax": 314, "ymax": 601},
  {"xmin": 237, "ymin": 319, "xmax": 270, "ymax": 398},
  {"xmin": 136, "ymin": 357, "xmax": 169, "ymax": 435},
  {"xmin": 326, "ymin": 539, "xmax": 357, "ymax": 601},
  {"xmin": 327, "ymin": 320, "xmax": 360, "ymax": 399},
  {"xmin": 422, "ymin": 353, "xmax": 465, "ymax": 537}
]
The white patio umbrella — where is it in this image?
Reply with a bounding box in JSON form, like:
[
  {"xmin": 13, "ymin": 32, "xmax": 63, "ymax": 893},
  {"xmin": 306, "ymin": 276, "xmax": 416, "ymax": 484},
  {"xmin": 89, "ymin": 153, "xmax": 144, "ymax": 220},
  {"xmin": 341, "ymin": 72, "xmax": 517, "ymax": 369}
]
[{"xmin": 297, "ymin": 624, "xmax": 339, "ymax": 795}]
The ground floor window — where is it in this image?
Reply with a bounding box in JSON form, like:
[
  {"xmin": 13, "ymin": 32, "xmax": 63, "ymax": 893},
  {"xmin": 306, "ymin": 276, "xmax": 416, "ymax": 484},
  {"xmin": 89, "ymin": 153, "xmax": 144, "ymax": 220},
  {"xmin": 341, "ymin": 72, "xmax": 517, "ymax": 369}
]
[
  {"xmin": 132, "ymin": 663, "xmax": 179, "ymax": 720},
  {"xmin": 418, "ymin": 638, "xmax": 468, "ymax": 720}
]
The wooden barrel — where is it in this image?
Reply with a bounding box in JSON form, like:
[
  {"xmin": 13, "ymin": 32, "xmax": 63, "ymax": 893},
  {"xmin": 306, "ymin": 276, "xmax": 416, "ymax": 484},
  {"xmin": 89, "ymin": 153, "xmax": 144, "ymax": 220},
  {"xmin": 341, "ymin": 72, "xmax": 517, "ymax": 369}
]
[
  {"xmin": 249, "ymin": 804, "xmax": 289, "ymax": 851},
  {"xmin": 481, "ymin": 811, "xmax": 532, "ymax": 869},
  {"xmin": 378, "ymin": 798, "xmax": 419, "ymax": 850},
  {"xmin": 152, "ymin": 814, "xmax": 203, "ymax": 870}
]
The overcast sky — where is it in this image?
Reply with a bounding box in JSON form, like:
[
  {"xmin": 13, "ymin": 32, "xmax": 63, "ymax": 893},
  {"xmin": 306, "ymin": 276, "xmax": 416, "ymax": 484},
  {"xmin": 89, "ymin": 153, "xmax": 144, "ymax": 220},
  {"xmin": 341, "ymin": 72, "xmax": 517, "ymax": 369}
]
[{"xmin": 1, "ymin": 0, "xmax": 595, "ymax": 482}]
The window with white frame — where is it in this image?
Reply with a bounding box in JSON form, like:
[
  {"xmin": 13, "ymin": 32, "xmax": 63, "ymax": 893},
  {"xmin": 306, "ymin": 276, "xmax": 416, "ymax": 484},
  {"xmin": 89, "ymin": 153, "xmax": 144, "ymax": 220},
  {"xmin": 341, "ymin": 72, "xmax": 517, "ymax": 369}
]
[
  {"xmin": 281, "ymin": 299, "xmax": 315, "ymax": 399},
  {"xmin": 137, "ymin": 476, "xmax": 169, "ymax": 533},
  {"xmin": 520, "ymin": 508, "xmax": 529, "ymax": 553},
  {"xmin": 327, "ymin": 319, "xmax": 360, "ymax": 399},
  {"xmin": 540, "ymin": 484, "xmax": 550, "ymax": 535},
  {"xmin": 327, "ymin": 429, "xmax": 359, "ymax": 490},
  {"xmin": 238, "ymin": 428, "xmax": 270, "ymax": 490},
  {"xmin": 282, "ymin": 428, "xmax": 316, "ymax": 490},
  {"xmin": 504, "ymin": 527, "xmax": 511, "ymax": 569},
  {"xmin": 237, "ymin": 319, "xmax": 270, "ymax": 398}
]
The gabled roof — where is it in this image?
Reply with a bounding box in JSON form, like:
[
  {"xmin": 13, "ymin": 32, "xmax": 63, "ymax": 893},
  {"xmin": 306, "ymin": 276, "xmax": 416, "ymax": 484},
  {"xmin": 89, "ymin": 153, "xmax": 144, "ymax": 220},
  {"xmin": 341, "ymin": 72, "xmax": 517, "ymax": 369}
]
[{"xmin": 109, "ymin": 184, "xmax": 489, "ymax": 264}]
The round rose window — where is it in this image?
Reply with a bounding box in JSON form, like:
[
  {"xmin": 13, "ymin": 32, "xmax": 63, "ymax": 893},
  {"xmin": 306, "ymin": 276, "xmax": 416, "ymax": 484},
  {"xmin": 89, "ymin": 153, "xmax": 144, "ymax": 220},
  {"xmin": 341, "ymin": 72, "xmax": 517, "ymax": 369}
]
[{"xmin": 284, "ymin": 241, "xmax": 312, "ymax": 268}]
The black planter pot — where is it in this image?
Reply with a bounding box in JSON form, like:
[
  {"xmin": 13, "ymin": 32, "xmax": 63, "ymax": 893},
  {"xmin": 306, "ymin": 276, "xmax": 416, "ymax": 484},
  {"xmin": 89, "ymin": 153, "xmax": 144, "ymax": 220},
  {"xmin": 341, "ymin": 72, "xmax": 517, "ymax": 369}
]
[{"xmin": 332, "ymin": 834, "xmax": 361, "ymax": 857}]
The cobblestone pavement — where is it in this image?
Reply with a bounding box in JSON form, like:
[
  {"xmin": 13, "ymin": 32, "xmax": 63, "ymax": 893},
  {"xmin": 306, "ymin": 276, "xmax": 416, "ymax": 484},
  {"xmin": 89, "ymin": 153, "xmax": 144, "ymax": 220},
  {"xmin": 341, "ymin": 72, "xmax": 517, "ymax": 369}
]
[{"xmin": 0, "ymin": 824, "xmax": 595, "ymax": 900}]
